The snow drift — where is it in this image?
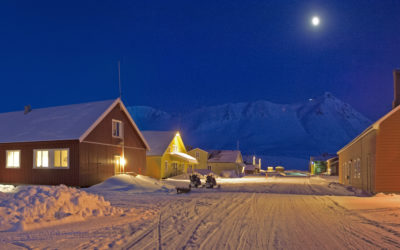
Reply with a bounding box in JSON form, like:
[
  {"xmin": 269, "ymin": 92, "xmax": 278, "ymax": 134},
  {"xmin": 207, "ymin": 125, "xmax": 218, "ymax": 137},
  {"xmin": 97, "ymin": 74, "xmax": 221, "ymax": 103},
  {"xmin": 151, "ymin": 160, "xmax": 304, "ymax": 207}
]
[
  {"xmin": 0, "ymin": 185, "xmax": 122, "ymax": 231},
  {"xmin": 88, "ymin": 174, "xmax": 174, "ymax": 193}
]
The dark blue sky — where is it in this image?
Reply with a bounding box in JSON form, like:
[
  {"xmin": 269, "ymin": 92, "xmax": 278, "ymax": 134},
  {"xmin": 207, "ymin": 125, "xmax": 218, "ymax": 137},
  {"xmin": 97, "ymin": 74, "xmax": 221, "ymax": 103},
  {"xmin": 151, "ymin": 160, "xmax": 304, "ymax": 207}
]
[{"xmin": 1, "ymin": 0, "xmax": 399, "ymax": 120}]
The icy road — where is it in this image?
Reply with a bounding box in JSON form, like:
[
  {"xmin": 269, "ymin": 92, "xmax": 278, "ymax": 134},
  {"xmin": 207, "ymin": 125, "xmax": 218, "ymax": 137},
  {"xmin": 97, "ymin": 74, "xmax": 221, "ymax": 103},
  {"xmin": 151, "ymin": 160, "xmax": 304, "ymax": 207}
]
[{"xmin": 115, "ymin": 177, "xmax": 400, "ymax": 250}]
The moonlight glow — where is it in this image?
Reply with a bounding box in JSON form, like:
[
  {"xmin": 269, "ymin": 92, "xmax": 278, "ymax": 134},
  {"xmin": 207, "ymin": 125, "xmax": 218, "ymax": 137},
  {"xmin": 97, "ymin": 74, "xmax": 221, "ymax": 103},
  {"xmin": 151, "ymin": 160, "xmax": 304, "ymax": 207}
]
[{"xmin": 311, "ymin": 16, "xmax": 320, "ymax": 26}]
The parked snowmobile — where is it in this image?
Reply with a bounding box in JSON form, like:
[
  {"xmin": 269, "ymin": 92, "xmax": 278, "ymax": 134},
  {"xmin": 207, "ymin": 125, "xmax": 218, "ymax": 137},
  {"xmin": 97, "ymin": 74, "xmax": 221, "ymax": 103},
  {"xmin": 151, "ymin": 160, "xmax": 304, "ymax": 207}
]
[
  {"xmin": 189, "ymin": 174, "xmax": 201, "ymax": 188},
  {"xmin": 205, "ymin": 174, "xmax": 217, "ymax": 188}
]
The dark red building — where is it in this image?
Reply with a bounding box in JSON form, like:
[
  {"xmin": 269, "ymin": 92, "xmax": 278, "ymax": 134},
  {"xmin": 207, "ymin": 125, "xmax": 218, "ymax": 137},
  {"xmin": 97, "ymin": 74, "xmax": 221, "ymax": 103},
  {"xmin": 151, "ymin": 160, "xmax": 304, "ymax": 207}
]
[{"xmin": 0, "ymin": 98, "xmax": 149, "ymax": 187}]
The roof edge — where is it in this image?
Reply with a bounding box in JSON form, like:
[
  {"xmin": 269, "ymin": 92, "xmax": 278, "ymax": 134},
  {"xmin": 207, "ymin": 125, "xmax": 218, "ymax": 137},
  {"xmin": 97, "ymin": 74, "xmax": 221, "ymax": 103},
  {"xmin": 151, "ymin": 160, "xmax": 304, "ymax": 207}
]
[
  {"xmin": 79, "ymin": 98, "xmax": 150, "ymax": 150},
  {"xmin": 337, "ymin": 126, "xmax": 376, "ymax": 154}
]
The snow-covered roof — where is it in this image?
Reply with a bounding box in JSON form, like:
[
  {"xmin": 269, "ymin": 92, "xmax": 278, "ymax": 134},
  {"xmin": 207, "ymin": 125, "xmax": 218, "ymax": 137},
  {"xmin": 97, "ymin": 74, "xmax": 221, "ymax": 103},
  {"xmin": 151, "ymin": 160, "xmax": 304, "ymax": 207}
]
[
  {"xmin": 244, "ymin": 165, "xmax": 256, "ymax": 171},
  {"xmin": 142, "ymin": 131, "xmax": 177, "ymax": 156},
  {"xmin": 0, "ymin": 98, "xmax": 150, "ymax": 149},
  {"xmin": 208, "ymin": 150, "xmax": 241, "ymax": 163},
  {"xmin": 170, "ymin": 152, "xmax": 198, "ymax": 164}
]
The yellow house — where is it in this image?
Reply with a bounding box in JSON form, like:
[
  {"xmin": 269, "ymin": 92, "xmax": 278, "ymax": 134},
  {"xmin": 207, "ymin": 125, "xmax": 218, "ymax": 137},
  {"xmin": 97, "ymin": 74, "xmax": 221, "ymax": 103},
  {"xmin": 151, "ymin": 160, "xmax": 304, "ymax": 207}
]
[
  {"xmin": 207, "ymin": 150, "xmax": 245, "ymax": 175},
  {"xmin": 187, "ymin": 148, "xmax": 208, "ymax": 169},
  {"xmin": 142, "ymin": 131, "xmax": 198, "ymax": 179}
]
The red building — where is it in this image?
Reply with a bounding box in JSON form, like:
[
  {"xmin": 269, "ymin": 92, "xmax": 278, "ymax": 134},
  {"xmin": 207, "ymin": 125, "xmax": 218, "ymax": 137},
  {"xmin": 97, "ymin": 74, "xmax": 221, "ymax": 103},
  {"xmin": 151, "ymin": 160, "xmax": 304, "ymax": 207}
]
[{"xmin": 0, "ymin": 98, "xmax": 149, "ymax": 187}]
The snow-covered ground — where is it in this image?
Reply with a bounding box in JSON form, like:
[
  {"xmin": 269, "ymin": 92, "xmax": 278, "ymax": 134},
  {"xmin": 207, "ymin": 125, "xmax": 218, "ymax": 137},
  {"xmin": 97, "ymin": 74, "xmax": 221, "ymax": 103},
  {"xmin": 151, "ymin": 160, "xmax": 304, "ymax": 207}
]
[{"xmin": 0, "ymin": 175, "xmax": 400, "ymax": 249}]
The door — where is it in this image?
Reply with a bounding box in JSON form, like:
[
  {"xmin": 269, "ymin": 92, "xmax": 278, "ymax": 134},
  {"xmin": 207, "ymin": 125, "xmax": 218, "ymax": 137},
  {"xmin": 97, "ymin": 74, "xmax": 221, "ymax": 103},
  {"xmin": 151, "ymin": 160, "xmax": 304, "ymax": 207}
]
[
  {"xmin": 367, "ymin": 154, "xmax": 371, "ymax": 192},
  {"xmin": 114, "ymin": 155, "xmax": 122, "ymax": 175}
]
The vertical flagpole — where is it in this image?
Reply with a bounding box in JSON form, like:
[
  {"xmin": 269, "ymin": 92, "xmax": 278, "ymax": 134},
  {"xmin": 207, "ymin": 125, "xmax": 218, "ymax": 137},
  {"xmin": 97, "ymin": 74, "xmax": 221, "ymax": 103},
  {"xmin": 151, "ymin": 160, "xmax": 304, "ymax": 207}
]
[{"xmin": 118, "ymin": 60, "xmax": 125, "ymax": 174}]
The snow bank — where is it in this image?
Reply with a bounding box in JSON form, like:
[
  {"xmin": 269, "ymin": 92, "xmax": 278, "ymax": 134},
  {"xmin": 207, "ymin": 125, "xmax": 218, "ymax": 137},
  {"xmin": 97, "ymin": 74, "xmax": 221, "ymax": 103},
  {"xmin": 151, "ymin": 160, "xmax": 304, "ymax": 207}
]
[
  {"xmin": 0, "ymin": 185, "xmax": 122, "ymax": 231},
  {"xmin": 88, "ymin": 174, "xmax": 174, "ymax": 193}
]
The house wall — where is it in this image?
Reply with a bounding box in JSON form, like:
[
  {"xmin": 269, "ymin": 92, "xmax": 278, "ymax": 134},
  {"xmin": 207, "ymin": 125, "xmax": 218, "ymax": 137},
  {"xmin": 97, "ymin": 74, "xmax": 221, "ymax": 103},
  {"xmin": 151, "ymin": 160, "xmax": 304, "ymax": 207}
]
[
  {"xmin": 338, "ymin": 130, "xmax": 376, "ymax": 193},
  {"xmin": 0, "ymin": 140, "xmax": 80, "ymax": 186},
  {"xmin": 146, "ymin": 156, "xmax": 161, "ymax": 179},
  {"xmin": 375, "ymin": 108, "xmax": 400, "ymax": 192},
  {"xmin": 188, "ymin": 148, "xmax": 208, "ymax": 169},
  {"xmin": 207, "ymin": 162, "xmax": 242, "ymax": 175},
  {"xmin": 80, "ymin": 103, "xmax": 147, "ymax": 187}
]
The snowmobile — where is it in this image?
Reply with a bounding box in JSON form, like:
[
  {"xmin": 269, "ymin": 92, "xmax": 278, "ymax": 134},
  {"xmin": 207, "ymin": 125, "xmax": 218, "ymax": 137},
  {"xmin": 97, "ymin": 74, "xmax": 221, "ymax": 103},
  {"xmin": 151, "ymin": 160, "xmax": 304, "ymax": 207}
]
[
  {"xmin": 205, "ymin": 174, "xmax": 217, "ymax": 188},
  {"xmin": 189, "ymin": 174, "xmax": 201, "ymax": 188}
]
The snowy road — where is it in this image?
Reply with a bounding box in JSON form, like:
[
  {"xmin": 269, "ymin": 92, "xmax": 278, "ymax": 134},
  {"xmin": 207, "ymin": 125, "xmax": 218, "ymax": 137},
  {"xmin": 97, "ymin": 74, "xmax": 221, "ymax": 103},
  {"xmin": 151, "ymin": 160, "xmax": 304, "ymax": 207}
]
[
  {"xmin": 120, "ymin": 194, "xmax": 400, "ymax": 249},
  {"xmin": 114, "ymin": 177, "xmax": 400, "ymax": 250},
  {"xmin": 1, "ymin": 176, "xmax": 400, "ymax": 249}
]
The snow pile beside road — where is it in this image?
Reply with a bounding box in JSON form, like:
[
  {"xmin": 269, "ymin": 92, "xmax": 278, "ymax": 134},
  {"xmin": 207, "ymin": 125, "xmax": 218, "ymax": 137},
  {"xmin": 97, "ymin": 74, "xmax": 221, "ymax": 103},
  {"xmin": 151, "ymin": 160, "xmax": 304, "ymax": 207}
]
[
  {"xmin": 89, "ymin": 174, "xmax": 174, "ymax": 193},
  {"xmin": 0, "ymin": 184, "xmax": 15, "ymax": 193},
  {"xmin": 0, "ymin": 185, "xmax": 122, "ymax": 231}
]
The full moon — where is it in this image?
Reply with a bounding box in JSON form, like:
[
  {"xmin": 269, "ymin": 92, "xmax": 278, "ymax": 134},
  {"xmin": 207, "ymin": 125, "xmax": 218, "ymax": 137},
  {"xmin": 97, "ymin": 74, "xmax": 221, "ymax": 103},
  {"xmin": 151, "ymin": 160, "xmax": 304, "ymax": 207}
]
[{"xmin": 311, "ymin": 16, "xmax": 320, "ymax": 26}]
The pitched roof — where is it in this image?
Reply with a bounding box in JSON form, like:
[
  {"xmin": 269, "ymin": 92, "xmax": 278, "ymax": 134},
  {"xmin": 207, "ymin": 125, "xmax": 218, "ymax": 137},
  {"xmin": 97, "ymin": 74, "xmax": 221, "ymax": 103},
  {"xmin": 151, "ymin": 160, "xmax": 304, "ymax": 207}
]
[
  {"xmin": 142, "ymin": 131, "xmax": 176, "ymax": 156},
  {"xmin": 0, "ymin": 98, "xmax": 150, "ymax": 149},
  {"xmin": 338, "ymin": 102, "xmax": 400, "ymax": 154},
  {"xmin": 208, "ymin": 150, "xmax": 241, "ymax": 163}
]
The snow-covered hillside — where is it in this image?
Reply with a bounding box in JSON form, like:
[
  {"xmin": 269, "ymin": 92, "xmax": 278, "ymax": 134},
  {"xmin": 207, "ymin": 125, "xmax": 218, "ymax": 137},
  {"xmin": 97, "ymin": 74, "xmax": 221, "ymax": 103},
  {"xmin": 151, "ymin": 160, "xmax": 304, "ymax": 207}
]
[{"xmin": 128, "ymin": 93, "xmax": 371, "ymax": 169}]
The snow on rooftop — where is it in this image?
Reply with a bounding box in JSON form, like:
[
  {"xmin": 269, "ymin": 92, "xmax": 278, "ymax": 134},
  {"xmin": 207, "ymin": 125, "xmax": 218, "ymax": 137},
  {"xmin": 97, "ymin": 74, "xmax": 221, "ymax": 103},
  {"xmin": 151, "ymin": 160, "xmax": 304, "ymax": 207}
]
[
  {"xmin": 142, "ymin": 131, "xmax": 176, "ymax": 156},
  {"xmin": 208, "ymin": 150, "xmax": 241, "ymax": 163},
  {"xmin": 0, "ymin": 99, "xmax": 116, "ymax": 143}
]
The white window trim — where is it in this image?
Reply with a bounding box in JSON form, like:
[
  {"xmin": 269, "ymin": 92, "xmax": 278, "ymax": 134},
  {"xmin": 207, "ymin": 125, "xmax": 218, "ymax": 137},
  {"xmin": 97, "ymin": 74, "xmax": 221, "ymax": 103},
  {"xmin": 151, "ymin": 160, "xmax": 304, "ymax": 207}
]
[
  {"xmin": 33, "ymin": 148, "xmax": 70, "ymax": 169},
  {"xmin": 112, "ymin": 119, "xmax": 123, "ymax": 139},
  {"xmin": 6, "ymin": 150, "xmax": 21, "ymax": 168}
]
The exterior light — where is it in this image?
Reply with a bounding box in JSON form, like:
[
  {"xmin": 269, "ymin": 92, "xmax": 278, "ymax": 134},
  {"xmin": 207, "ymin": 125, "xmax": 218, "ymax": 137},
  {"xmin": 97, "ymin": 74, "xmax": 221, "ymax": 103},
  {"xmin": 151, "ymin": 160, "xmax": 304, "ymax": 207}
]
[
  {"xmin": 120, "ymin": 157, "xmax": 126, "ymax": 166},
  {"xmin": 176, "ymin": 132, "xmax": 180, "ymax": 137}
]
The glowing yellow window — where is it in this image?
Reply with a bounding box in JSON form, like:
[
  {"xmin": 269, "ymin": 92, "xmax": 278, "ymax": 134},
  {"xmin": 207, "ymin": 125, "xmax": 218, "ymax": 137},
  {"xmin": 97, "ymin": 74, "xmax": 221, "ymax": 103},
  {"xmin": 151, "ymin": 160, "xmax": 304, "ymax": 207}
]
[
  {"xmin": 6, "ymin": 150, "xmax": 20, "ymax": 168},
  {"xmin": 54, "ymin": 149, "xmax": 68, "ymax": 167},
  {"xmin": 36, "ymin": 150, "xmax": 49, "ymax": 168}
]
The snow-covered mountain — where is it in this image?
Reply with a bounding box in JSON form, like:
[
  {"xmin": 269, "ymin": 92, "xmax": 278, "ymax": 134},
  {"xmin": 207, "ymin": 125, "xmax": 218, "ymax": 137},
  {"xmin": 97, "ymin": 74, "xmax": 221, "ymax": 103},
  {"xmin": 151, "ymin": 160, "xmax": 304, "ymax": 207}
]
[{"xmin": 127, "ymin": 93, "xmax": 371, "ymax": 170}]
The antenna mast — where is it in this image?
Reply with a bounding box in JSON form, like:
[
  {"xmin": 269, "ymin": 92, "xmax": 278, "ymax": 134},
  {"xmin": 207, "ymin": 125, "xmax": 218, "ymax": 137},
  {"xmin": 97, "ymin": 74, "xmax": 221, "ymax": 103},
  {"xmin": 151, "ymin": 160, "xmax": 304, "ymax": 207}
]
[{"xmin": 118, "ymin": 60, "xmax": 122, "ymax": 99}]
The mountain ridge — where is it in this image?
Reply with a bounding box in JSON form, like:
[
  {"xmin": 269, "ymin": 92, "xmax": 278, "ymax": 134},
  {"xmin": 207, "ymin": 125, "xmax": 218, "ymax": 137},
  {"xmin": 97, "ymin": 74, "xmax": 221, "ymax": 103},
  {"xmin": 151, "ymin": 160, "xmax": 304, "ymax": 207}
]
[{"xmin": 127, "ymin": 92, "xmax": 371, "ymax": 169}]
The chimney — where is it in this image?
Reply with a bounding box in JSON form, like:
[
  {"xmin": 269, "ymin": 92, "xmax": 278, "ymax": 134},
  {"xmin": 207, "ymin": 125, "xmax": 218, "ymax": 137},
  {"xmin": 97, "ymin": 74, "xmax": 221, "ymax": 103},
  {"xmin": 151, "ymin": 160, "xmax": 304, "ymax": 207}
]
[
  {"xmin": 392, "ymin": 69, "xmax": 400, "ymax": 109},
  {"xmin": 253, "ymin": 156, "xmax": 256, "ymax": 165},
  {"xmin": 24, "ymin": 105, "xmax": 32, "ymax": 114},
  {"xmin": 258, "ymin": 158, "xmax": 261, "ymax": 169}
]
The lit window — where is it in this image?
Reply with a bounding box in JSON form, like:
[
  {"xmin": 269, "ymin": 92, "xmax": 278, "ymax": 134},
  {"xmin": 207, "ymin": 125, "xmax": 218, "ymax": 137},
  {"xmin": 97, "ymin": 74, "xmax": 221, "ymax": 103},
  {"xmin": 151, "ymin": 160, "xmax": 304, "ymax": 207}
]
[
  {"xmin": 54, "ymin": 149, "xmax": 69, "ymax": 168},
  {"xmin": 172, "ymin": 145, "xmax": 178, "ymax": 153},
  {"xmin": 112, "ymin": 120, "xmax": 123, "ymax": 138},
  {"xmin": 35, "ymin": 150, "xmax": 49, "ymax": 168},
  {"xmin": 34, "ymin": 149, "xmax": 69, "ymax": 169},
  {"xmin": 6, "ymin": 150, "xmax": 20, "ymax": 168}
]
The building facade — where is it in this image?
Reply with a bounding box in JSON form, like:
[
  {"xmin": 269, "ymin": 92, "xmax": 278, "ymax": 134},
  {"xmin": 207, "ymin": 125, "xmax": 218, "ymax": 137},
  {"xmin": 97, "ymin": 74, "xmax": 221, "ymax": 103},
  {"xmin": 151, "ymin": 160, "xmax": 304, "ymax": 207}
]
[
  {"xmin": 142, "ymin": 131, "xmax": 198, "ymax": 179},
  {"xmin": 338, "ymin": 70, "xmax": 400, "ymax": 193},
  {"xmin": 0, "ymin": 98, "xmax": 149, "ymax": 187}
]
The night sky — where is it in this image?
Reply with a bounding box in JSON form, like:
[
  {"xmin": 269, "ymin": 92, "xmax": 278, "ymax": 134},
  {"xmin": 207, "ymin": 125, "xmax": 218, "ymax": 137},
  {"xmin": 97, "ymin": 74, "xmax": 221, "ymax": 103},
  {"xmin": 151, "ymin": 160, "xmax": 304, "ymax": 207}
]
[{"xmin": 1, "ymin": 0, "xmax": 399, "ymax": 120}]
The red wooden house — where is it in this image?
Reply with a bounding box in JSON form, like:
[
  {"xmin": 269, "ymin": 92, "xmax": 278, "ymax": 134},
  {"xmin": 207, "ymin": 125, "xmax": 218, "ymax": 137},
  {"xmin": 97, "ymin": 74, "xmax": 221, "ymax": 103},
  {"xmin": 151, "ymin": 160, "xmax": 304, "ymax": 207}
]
[{"xmin": 0, "ymin": 98, "xmax": 149, "ymax": 187}]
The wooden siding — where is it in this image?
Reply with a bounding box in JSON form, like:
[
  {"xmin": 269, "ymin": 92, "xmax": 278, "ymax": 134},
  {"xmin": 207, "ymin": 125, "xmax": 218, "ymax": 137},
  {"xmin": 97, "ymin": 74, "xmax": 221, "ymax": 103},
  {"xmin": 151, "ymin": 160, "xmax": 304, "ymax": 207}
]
[
  {"xmin": 83, "ymin": 103, "xmax": 147, "ymax": 149},
  {"xmin": 375, "ymin": 108, "xmax": 400, "ymax": 192},
  {"xmin": 338, "ymin": 130, "xmax": 376, "ymax": 193},
  {"xmin": 207, "ymin": 162, "xmax": 243, "ymax": 175},
  {"xmin": 80, "ymin": 103, "xmax": 147, "ymax": 187},
  {"xmin": 188, "ymin": 148, "xmax": 208, "ymax": 170},
  {"xmin": 0, "ymin": 140, "xmax": 80, "ymax": 186}
]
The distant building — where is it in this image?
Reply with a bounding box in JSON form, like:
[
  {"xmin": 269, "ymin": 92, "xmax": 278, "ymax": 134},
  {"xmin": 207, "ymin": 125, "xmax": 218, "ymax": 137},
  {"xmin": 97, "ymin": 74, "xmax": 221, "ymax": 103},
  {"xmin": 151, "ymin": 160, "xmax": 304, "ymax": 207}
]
[
  {"xmin": 0, "ymin": 98, "xmax": 149, "ymax": 187},
  {"xmin": 244, "ymin": 156, "xmax": 261, "ymax": 174},
  {"xmin": 309, "ymin": 153, "xmax": 337, "ymax": 175},
  {"xmin": 142, "ymin": 131, "xmax": 198, "ymax": 179},
  {"xmin": 187, "ymin": 148, "xmax": 209, "ymax": 170},
  {"xmin": 338, "ymin": 70, "xmax": 400, "ymax": 193},
  {"xmin": 327, "ymin": 156, "xmax": 339, "ymax": 176},
  {"xmin": 207, "ymin": 150, "xmax": 245, "ymax": 175}
]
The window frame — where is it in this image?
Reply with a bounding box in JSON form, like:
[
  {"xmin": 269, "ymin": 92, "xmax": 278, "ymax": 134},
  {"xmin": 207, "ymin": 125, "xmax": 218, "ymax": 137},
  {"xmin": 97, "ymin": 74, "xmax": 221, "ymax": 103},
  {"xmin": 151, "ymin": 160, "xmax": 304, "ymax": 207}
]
[
  {"xmin": 6, "ymin": 150, "xmax": 21, "ymax": 169},
  {"xmin": 33, "ymin": 148, "xmax": 70, "ymax": 169},
  {"xmin": 112, "ymin": 119, "xmax": 123, "ymax": 138}
]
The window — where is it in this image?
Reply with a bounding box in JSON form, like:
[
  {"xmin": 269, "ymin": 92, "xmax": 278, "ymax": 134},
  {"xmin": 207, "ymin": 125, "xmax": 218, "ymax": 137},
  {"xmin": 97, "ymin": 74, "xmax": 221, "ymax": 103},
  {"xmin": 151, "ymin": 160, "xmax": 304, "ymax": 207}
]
[
  {"xmin": 112, "ymin": 120, "xmax": 123, "ymax": 138},
  {"xmin": 355, "ymin": 159, "xmax": 361, "ymax": 179},
  {"xmin": 208, "ymin": 165, "xmax": 212, "ymax": 170},
  {"xmin": 172, "ymin": 144, "xmax": 178, "ymax": 153},
  {"xmin": 195, "ymin": 152, "xmax": 200, "ymax": 160},
  {"xmin": 34, "ymin": 149, "xmax": 69, "ymax": 169},
  {"xmin": 54, "ymin": 149, "xmax": 69, "ymax": 167},
  {"xmin": 164, "ymin": 161, "xmax": 168, "ymax": 172},
  {"xmin": 6, "ymin": 150, "xmax": 20, "ymax": 168},
  {"xmin": 35, "ymin": 150, "xmax": 49, "ymax": 168}
]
